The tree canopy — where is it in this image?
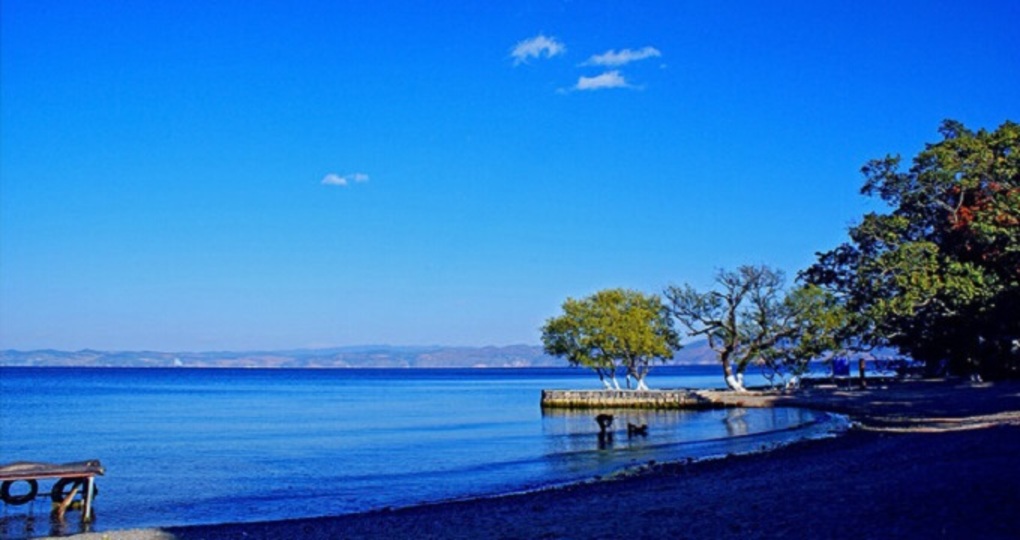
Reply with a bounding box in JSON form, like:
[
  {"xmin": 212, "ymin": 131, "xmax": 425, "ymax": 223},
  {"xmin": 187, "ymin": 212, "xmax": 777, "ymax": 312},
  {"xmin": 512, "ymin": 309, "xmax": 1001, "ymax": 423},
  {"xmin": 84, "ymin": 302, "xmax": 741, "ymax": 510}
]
[
  {"xmin": 803, "ymin": 120, "xmax": 1019, "ymax": 378},
  {"xmin": 541, "ymin": 288, "xmax": 680, "ymax": 390},
  {"xmin": 543, "ymin": 120, "xmax": 1017, "ymax": 387},
  {"xmin": 664, "ymin": 265, "xmax": 829, "ymax": 391}
]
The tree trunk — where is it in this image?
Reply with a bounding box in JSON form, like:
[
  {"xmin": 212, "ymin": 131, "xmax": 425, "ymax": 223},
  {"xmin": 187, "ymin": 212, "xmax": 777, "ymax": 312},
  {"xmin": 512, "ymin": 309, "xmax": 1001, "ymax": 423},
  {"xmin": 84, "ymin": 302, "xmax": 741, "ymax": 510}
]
[
  {"xmin": 635, "ymin": 376, "xmax": 649, "ymax": 391},
  {"xmin": 723, "ymin": 359, "xmax": 747, "ymax": 392}
]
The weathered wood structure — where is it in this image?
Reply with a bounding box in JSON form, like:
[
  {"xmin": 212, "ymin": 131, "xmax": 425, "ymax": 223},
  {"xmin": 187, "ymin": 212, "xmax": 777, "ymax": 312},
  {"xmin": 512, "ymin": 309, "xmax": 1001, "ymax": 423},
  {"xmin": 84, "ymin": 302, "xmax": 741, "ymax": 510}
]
[{"xmin": 0, "ymin": 460, "xmax": 104, "ymax": 522}]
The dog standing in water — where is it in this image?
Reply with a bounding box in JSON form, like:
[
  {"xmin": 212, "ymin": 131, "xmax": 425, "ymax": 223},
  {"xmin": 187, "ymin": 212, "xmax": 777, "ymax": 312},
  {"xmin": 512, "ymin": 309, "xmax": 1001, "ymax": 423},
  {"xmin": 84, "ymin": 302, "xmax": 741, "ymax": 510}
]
[{"xmin": 627, "ymin": 422, "xmax": 648, "ymax": 437}]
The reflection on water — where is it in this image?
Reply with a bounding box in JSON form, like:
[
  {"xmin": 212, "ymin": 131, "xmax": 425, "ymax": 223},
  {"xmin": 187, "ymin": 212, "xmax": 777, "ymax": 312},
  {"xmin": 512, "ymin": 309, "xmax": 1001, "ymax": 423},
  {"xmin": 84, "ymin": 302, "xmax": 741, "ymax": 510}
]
[
  {"xmin": 724, "ymin": 408, "xmax": 750, "ymax": 437},
  {"xmin": 1, "ymin": 368, "xmax": 845, "ymax": 539},
  {"xmin": 540, "ymin": 406, "xmax": 837, "ymax": 478},
  {"xmin": 0, "ymin": 510, "xmax": 95, "ymax": 540}
]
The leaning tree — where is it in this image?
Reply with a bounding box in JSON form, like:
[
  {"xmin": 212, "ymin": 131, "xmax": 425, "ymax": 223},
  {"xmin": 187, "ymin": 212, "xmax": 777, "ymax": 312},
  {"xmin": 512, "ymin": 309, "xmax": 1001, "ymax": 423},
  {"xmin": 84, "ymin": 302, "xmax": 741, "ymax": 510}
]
[
  {"xmin": 664, "ymin": 265, "xmax": 827, "ymax": 391},
  {"xmin": 541, "ymin": 288, "xmax": 680, "ymax": 390}
]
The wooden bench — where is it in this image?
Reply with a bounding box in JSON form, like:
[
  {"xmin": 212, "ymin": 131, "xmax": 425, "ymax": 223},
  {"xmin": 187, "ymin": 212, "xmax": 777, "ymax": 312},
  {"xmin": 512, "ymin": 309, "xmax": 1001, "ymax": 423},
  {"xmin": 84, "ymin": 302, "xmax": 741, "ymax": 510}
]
[{"xmin": 0, "ymin": 460, "xmax": 104, "ymax": 522}]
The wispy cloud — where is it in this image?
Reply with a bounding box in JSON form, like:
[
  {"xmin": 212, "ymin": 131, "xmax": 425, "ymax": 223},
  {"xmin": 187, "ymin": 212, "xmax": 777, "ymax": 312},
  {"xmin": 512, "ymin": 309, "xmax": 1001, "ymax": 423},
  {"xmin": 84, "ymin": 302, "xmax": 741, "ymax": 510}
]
[
  {"xmin": 321, "ymin": 172, "xmax": 370, "ymax": 187},
  {"xmin": 574, "ymin": 70, "xmax": 632, "ymax": 91},
  {"xmin": 511, "ymin": 34, "xmax": 566, "ymax": 65},
  {"xmin": 582, "ymin": 46, "xmax": 662, "ymax": 67}
]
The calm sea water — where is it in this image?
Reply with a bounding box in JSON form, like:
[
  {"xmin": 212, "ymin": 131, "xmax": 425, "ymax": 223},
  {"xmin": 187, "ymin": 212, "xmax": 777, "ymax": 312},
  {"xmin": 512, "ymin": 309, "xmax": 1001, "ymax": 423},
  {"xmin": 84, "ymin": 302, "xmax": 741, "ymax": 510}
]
[{"xmin": 0, "ymin": 366, "xmax": 844, "ymax": 538}]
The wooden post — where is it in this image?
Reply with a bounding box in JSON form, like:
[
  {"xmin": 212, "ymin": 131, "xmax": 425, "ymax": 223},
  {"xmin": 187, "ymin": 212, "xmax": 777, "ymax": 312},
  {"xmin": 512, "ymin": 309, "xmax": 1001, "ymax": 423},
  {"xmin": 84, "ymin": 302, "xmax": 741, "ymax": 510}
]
[
  {"xmin": 83, "ymin": 477, "xmax": 95, "ymax": 523},
  {"xmin": 55, "ymin": 484, "xmax": 80, "ymax": 521}
]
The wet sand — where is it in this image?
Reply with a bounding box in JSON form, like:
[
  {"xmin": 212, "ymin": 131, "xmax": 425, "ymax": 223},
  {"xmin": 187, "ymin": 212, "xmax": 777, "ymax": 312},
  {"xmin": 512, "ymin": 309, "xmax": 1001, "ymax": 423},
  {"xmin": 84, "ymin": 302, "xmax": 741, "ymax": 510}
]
[{"xmin": 47, "ymin": 379, "xmax": 1020, "ymax": 539}]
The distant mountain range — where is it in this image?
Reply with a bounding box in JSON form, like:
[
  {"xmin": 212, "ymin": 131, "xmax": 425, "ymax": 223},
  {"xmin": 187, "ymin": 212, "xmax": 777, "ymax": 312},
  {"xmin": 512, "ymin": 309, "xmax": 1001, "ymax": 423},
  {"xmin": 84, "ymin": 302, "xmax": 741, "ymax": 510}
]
[{"xmin": 0, "ymin": 341, "xmax": 718, "ymax": 369}]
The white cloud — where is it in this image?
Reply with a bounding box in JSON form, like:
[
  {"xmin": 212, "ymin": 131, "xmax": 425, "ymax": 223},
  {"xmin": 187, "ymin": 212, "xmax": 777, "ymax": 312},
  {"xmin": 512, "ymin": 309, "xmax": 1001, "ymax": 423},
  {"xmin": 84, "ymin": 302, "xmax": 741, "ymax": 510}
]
[
  {"xmin": 574, "ymin": 70, "xmax": 631, "ymax": 91},
  {"xmin": 582, "ymin": 46, "xmax": 662, "ymax": 67},
  {"xmin": 321, "ymin": 172, "xmax": 370, "ymax": 187},
  {"xmin": 321, "ymin": 173, "xmax": 348, "ymax": 186},
  {"xmin": 511, "ymin": 34, "xmax": 566, "ymax": 65}
]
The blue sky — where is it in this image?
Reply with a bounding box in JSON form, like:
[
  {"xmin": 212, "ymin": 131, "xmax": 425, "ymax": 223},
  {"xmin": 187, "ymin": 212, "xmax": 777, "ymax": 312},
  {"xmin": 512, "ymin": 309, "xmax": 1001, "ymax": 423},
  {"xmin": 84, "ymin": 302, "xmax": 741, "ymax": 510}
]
[{"xmin": 2, "ymin": 1, "xmax": 1018, "ymax": 351}]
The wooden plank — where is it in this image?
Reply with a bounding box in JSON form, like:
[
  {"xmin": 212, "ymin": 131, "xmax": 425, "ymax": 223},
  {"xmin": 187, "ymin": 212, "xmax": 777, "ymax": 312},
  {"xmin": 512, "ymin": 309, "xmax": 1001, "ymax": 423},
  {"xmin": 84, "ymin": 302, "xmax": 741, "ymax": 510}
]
[{"xmin": 0, "ymin": 460, "xmax": 104, "ymax": 481}]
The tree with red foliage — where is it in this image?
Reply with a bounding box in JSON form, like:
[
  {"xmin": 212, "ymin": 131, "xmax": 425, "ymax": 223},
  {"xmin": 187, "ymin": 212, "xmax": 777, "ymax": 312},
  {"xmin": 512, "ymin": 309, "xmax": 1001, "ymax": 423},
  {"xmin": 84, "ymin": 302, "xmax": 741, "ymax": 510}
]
[{"xmin": 804, "ymin": 120, "xmax": 1019, "ymax": 379}]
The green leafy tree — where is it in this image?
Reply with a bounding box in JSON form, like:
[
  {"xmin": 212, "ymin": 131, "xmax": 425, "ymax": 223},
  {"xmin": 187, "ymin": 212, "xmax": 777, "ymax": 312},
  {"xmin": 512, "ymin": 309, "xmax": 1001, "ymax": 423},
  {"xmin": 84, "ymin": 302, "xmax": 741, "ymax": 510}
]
[
  {"xmin": 757, "ymin": 284, "xmax": 851, "ymax": 388},
  {"xmin": 803, "ymin": 120, "xmax": 1019, "ymax": 378},
  {"xmin": 541, "ymin": 289, "xmax": 680, "ymax": 390}
]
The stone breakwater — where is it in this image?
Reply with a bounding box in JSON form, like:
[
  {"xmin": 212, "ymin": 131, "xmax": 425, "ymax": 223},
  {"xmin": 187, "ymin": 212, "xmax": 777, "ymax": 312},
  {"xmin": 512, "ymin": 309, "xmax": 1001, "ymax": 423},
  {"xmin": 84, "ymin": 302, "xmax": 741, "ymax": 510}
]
[
  {"xmin": 541, "ymin": 389, "xmax": 737, "ymax": 409},
  {"xmin": 540, "ymin": 389, "xmax": 794, "ymax": 410}
]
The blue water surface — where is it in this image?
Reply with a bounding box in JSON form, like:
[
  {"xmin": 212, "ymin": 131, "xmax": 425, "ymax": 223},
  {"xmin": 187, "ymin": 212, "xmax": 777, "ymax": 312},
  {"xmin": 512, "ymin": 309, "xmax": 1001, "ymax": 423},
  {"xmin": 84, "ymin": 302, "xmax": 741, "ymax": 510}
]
[{"xmin": 0, "ymin": 367, "xmax": 843, "ymax": 537}]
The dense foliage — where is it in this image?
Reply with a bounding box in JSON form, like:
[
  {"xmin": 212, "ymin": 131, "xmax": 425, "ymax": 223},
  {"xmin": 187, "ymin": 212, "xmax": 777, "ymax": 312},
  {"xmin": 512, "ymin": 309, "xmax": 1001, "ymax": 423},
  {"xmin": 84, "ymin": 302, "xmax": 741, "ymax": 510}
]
[
  {"xmin": 757, "ymin": 284, "xmax": 850, "ymax": 387},
  {"xmin": 544, "ymin": 120, "xmax": 1016, "ymax": 388},
  {"xmin": 541, "ymin": 289, "xmax": 680, "ymax": 390},
  {"xmin": 803, "ymin": 120, "xmax": 1019, "ymax": 378}
]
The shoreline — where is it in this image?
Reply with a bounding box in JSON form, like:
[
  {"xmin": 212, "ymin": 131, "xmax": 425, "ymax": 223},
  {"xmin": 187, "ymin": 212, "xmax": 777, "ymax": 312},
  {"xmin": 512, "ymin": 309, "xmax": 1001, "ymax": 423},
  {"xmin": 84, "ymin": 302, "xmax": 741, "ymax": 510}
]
[{"xmin": 44, "ymin": 379, "xmax": 1020, "ymax": 539}]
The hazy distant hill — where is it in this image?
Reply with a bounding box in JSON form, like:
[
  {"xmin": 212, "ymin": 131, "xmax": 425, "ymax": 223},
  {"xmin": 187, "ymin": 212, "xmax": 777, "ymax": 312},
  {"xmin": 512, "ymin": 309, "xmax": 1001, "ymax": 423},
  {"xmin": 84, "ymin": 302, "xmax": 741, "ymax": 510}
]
[{"xmin": 0, "ymin": 341, "xmax": 718, "ymax": 368}]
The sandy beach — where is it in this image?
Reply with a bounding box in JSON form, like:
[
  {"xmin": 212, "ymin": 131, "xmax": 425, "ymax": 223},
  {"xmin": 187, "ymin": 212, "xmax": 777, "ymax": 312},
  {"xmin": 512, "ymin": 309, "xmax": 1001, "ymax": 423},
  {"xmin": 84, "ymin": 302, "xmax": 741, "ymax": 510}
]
[{"xmin": 47, "ymin": 379, "xmax": 1020, "ymax": 539}]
